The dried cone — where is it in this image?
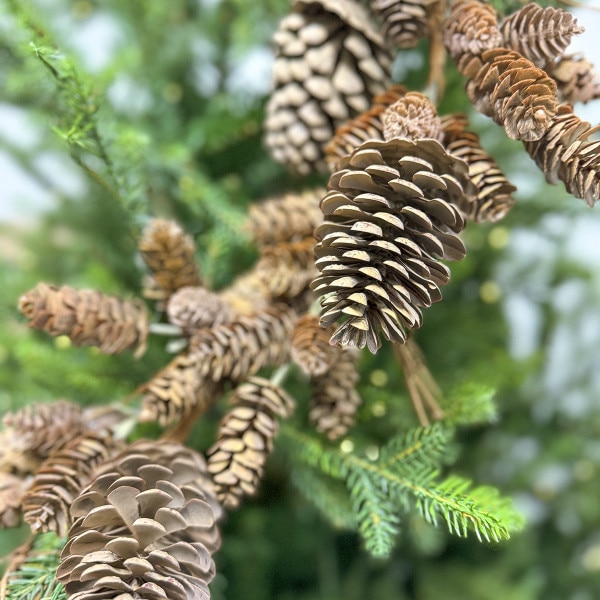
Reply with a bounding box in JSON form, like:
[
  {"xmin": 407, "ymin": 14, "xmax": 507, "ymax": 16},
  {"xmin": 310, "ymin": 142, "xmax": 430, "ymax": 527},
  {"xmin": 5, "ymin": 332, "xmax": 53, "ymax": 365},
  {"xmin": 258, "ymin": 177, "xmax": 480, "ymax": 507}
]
[
  {"xmin": 325, "ymin": 84, "xmax": 407, "ymax": 171},
  {"xmin": 22, "ymin": 431, "xmax": 125, "ymax": 537},
  {"xmin": 444, "ymin": 0, "xmax": 502, "ymax": 65},
  {"xmin": 207, "ymin": 377, "xmax": 294, "ymax": 509},
  {"xmin": 140, "ymin": 352, "xmax": 223, "ymax": 426},
  {"xmin": 264, "ymin": 0, "xmax": 393, "ymax": 175},
  {"xmin": 57, "ymin": 440, "xmax": 221, "ymax": 600},
  {"xmin": 309, "ymin": 348, "xmax": 361, "ymax": 440},
  {"xmin": 291, "ymin": 315, "xmax": 338, "ymax": 377},
  {"xmin": 255, "ymin": 238, "xmax": 318, "ymax": 300},
  {"xmin": 218, "ymin": 271, "xmax": 272, "ymax": 317},
  {"xmin": 19, "ymin": 284, "xmax": 149, "ymax": 358},
  {"xmin": 311, "ymin": 100, "xmax": 471, "ymax": 353},
  {"xmin": 499, "ymin": 3, "xmax": 584, "ymax": 68},
  {"xmin": 245, "ymin": 189, "xmax": 324, "ymax": 246},
  {"xmin": 523, "ymin": 104, "xmax": 600, "ymax": 207},
  {"xmin": 139, "ymin": 219, "xmax": 202, "ymax": 299},
  {"xmin": 441, "ymin": 113, "xmax": 516, "ymax": 222},
  {"xmin": 371, "ymin": 0, "xmax": 441, "ymax": 49},
  {"xmin": 550, "ymin": 54, "xmax": 600, "ymax": 105},
  {"xmin": 382, "ymin": 93, "xmax": 444, "ymax": 141},
  {"xmin": 190, "ymin": 305, "xmax": 298, "ymax": 383},
  {"xmin": 0, "ymin": 473, "xmax": 30, "ymax": 528},
  {"xmin": 167, "ymin": 286, "xmax": 234, "ymax": 333},
  {"xmin": 464, "ymin": 48, "xmax": 558, "ymax": 142}
]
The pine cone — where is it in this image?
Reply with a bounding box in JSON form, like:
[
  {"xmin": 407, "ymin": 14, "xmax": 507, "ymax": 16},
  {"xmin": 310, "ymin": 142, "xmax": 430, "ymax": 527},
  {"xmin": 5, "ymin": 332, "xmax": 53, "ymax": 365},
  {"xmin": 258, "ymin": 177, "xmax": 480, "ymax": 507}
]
[
  {"xmin": 311, "ymin": 135, "xmax": 470, "ymax": 353},
  {"xmin": 291, "ymin": 315, "xmax": 337, "ymax": 377},
  {"xmin": 218, "ymin": 271, "xmax": 272, "ymax": 317},
  {"xmin": 140, "ymin": 352, "xmax": 223, "ymax": 426},
  {"xmin": 245, "ymin": 189, "xmax": 324, "ymax": 246},
  {"xmin": 167, "ymin": 286, "xmax": 234, "ymax": 334},
  {"xmin": 465, "ymin": 48, "xmax": 558, "ymax": 142},
  {"xmin": 255, "ymin": 238, "xmax": 318, "ymax": 300},
  {"xmin": 207, "ymin": 377, "xmax": 294, "ymax": 509},
  {"xmin": 550, "ymin": 54, "xmax": 600, "ymax": 105},
  {"xmin": 0, "ymin": 472, "xmax": 29, "ymax": 528},
  {"xmin": 441, "ymin": 113, "xmax": 516, "ymax": 222},
  {"xmin": 325, "ymin": 84, "xmax": 407, "ymax": 170},
  {"xmin": 190, "ymin": 305, "xmax": 298, "ymax": 383},
  {"xmin": 371, "ymin": 0, "xmax": 440, "ymax": 49},
  {"xmin": 444, "ymin": 0, "xmax": 502, "ymax": 65},
  {"xmin": 57, "ymin": 440, "xmax": 221, "ymax": 600},
  {"xmin": 523, "ymin": 104, "xmax": 600, "ymax": 207},
  {"xmin": 309, "ymin": 347, "xmax": 361, "ymax": 440},
  {"xmin": 499, "ymin": 3, "xmax": 584, "ymax": 68},
  {"xmin": 139, "ymin": 219, "xmax": 202, "ymax": 299},
  {"xmin": 264, "ymin": 0, "xmax": 392, "ymax": 175},
  {"xmin": 382, "ymin": 92, "xmax": 444, "ymax": 142},
  {"xmin": 19, "ymin": 283, "xmax": 149, "ymax": 358},
  {"xmin": 22, "ymin": 431, "xmax": 125, "ymax": 536}
]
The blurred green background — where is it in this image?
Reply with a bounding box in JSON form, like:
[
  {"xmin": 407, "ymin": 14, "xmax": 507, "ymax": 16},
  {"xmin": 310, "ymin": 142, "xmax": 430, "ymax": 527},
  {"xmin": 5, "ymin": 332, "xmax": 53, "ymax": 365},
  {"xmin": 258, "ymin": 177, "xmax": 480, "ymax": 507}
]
[{"xmin": 0, "ymin": 1, "xmax": 599, "ymax": 599}]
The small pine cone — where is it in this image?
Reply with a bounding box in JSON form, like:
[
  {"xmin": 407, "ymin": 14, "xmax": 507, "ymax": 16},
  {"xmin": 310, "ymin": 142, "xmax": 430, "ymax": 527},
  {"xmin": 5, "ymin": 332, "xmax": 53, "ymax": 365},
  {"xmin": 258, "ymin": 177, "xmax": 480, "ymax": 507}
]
[
  {"xmin": 523, "ymin": 104, "xmax": 600, "ymax": 207},
  {"xmin": 57, "ymin": 440, "xmax": 221, "ymax": 600},
  {"xmin": 309, "ymin": 348, "xmax": 361, "ymax": 440},
  {"xmin": 190, "ymin": 305, "xmax": 298, "ymax": 383},
  {"xmin": 22, "ymin": 431, "xmax": 125, "ymax": 536},
  {"xmin": 291, "ymin": 315, "xmax": 337, "ymax": 376},
  {"xmin": 245, "ymin": 189, "xmax": 324, "ymax": 247},
  {"xmin": 140, "ymin": 352, "xmax": 223, "ymax": 426},
  {"xmin": 167, "ymin": 286, "xmax": 234, "ymax": 334},
  {"xmin": 2, "ymin": 400, "xmax": 84, "ymax": 471},
  {"xmin": 255, "ymin": 238, "xmax": 317, "ymax": 300},
  {"xmin": 139, "ymin": 218, "xmax": 202, "ymax": 298},
  {"xmin": 264, "ymin": 0, "xmax": 392, "ymax": 175},
  {"xmin": 382, "ymin": 92, "xmax": 444, "ymax": 141},
  {"xmin": 311, "ymin": 136, "xmax": 470, "ymax": 354},
  {"xmin": 19, "ymin": 283, "xmax": 149, "ymax": 358},
  {"xmin": 371, "ymin": 0, "xmax": 440, "ymax": 49},
  {"xmin": 550, "ymin": 54, "xmax": 600, "ymax": 105},
  {"xmin": 0, "ymin": 472, "xmax": 30, "ymax": 528},
  {"xmin": 441, "ymin": 113, "xmax": 516, "ymax": 222},
  {"xmin": 499, "ymin": 3, "xmax": 584, "ymax": 68},
  {"xmin": 218, "ymin": 271, "xmax": 272, "ymax": 317},
  {"xmin": 207, "ymin": 377, "xmax": 294, "ymax": 509},
  {"xmin": 465, "ymin": 48, "xmax": 558, "ymax": 142},
  {"xmin": 444, "ymin": 0, "xmax": 502, "ymax": 65},
  {"xmin": 325, "ymin": 84, "xmax": 407, "ymax": 170}
]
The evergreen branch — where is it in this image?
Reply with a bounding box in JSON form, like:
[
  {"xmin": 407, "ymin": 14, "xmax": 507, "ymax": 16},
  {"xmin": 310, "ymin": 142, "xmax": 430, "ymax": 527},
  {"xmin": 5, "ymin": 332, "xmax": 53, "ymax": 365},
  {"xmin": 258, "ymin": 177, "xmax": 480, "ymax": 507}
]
[{"xmin": 443, "ymin": 384, "xmax": 498, "ymax": 427}]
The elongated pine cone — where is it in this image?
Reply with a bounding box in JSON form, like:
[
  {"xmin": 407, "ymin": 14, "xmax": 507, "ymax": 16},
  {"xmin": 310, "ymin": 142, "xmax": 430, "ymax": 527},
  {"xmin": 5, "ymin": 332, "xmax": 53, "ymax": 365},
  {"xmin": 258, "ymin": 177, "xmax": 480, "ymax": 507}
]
[
  {"xmin": 245, "ymin": 189, "xmax": 324, "ymax": 246},
  {"xmin": 139, "ymin": 219, "xmax": 202, "ymax": 299},
  {"xmin": 550, "ymin": 54, "xmax": 600, "ymax": 105},
  {"xmin": 309, "ymin": 348, "xmax": 361, "ymax": 440},
  {"xmin": 57, "ymin": 440, "xmax": 221, "ymax": 600},
  {"xmin": 311, "ymin": 135, "xmax": 470, "ymax": 353},
  {"xmin": 441, "ymin": 113, "xmax": 516, "ymax": 222},
  {"xmin": 22, "ymin": 431, "xmax": 125, "ymax": 536},
  {"xmin": 19, "ymin": 283, "xmax": 149, "ymax": 358},
  {"xmin": 167, "ymin": 286, "xmax": 234, "ymax": 333},
  {"xmin": 207, "ymin": 377, "xmax": 294, "ymax": 509},
  {"xmin": 465, "ymin": 48, "xmax": 558, "ymax": 142},
  {"xmin": 291, "ymin": 315, "xmax": 337, "ymax": 376},
  {"xmin": 190, "ymin": 305, "xmax": 298, "ymax": 382},
  {"xmin": 444, "ymin": 0, "xmax": 502, "ymax": 64},
  {"xmin": 499, "ymin": 3, "xmax": 584, "ymax": 68},
  {"xmin": 264, "ymin": 0, "xmax": 392, "ymax": 175},
  {"xmin": 371, "ymin": 0, "xmax": 440, "ymax": 49},
  {"xmin": 523, "ymin": 104, "xmax": 600, "ymax": 207},
  {"xmin": 0, "ymin": 473, "xmax": 30, "ymax": 528}
]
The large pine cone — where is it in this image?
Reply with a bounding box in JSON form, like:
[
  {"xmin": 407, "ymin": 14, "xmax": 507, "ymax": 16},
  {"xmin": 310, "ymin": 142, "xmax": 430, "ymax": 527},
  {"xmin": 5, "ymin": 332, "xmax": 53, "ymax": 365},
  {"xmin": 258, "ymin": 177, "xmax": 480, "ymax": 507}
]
[
  {"xmin": 264, "ymin": 0, "xmax": 392, "ymax": 175},
  {"xmin": 57, "ymin": 440, "xmax": 221, "ymax": 600},
  {"xmin": 311, "ymin": 138, "xmax": 470, "ymax": 353}
]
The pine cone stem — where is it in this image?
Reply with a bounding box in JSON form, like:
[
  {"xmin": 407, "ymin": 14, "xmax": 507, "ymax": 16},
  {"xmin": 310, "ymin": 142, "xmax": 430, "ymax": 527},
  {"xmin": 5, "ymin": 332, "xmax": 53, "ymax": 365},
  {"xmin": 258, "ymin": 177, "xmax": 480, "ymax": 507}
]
[{"xmin": 425, "ymin": 0, "xmax": 447, "ymax": 103}]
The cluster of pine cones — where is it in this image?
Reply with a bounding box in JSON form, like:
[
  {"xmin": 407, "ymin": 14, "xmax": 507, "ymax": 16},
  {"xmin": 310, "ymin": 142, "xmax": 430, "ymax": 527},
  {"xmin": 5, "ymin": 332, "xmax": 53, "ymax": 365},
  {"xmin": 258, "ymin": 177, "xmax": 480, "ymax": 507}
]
[{"xmin": 3, "ymin": 1, "xmax": 598, "ymax": 599}]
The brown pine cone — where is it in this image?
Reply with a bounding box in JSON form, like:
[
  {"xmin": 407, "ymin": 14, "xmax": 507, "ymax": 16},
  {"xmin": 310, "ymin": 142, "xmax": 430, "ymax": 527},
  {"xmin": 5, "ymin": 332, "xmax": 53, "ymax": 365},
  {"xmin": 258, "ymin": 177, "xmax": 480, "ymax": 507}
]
[
  {"xmin": 499, "ymin": 3, "xmax": 584, "ymax": 68},
  {"xmin": 139, "ymin": 218, "xmax": 202, "ymax": 299},
  {"xmin": 550, "ymin": 54, "xmax": 600, "ymax": 105},
  {"xmin": 207, "ymin": 377, "xmax": 294, "ymax": 509},
  {"xmin": 245, "ymin": 189, "xmax": 324, "ymax": 246},
  {"xmin": 167, "ymin": 286, "xmax": 235, "ymax": 333},
  {"xmin": 19, "ymin": 283, "xmax": 149, "ymax": 358},
  {"xmin": 441, "ymin": 113, "xmax": 516, "ymax": 222},
  {"xmin": 465, "ymin": 48, "xmax": 558, "ymax": 142},
  {"xmin": 382, "ymin": 92, "xmax": 444, "ymax": 141},
  {"xmin": 0, "ymin": 472, "xmax": 30, "ymax": 528},
  {"xmin": 291, "ymin": 315, "xmax": 337, "ymax": 377},
  {"xmin": 309, "ymin": 347, "xmax": 361, "ymax": 440},
  {"xmin": 57, "ymin": 440, "xmax": 221, "ymax": 600},
  {"xmin": 264, "ymin": 0, "xmax": 392, "ymax": 175}
]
